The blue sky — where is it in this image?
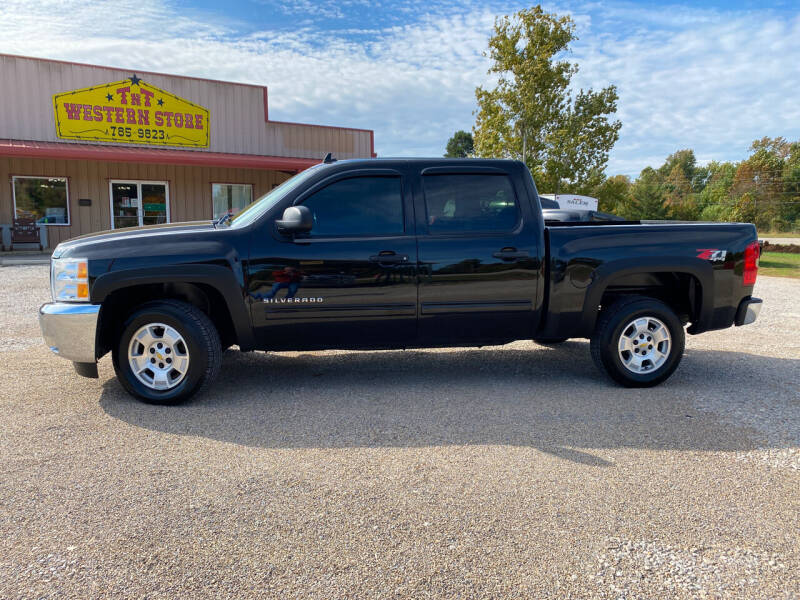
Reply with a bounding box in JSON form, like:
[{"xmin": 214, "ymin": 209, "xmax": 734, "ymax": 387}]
[{"xmin": 1, "ymin": 0, "xmax": 799, "ymax": 179}]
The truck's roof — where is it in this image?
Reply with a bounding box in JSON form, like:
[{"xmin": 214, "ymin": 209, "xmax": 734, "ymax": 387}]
[{"xmin": 324, "ymin": 157, "xmax": 524, "ymax": 168}]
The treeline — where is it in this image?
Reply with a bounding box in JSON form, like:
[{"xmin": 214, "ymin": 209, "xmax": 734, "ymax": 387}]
[
  {"xmin": 448, "ymin": 4, "xmax": 799, "ymax": 232},
  {"xmin": 591, "ymin": 137, "xmax": 800, "ymax": 231}
]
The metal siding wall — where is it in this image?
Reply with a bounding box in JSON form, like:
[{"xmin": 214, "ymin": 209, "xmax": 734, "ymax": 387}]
[
  {"xmin": 265, "ymin": 122, "xmax": 363, "ymax": 159},
  {"xmin": 0, "ymin": 156, "xmax": 294, "ymax": 246},
  {"xmin": 0, "ymin": 54, "xmax": 373, "ymax": 159}
]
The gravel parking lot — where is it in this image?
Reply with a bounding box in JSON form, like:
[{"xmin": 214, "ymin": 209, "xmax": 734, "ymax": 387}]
[{"xmin": 1, "ymin": 265, "xmax": 798, "ymax": 599}]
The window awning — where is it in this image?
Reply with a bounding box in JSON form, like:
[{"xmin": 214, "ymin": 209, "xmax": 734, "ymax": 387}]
[{"xmin": 0, "ymin": 139, "xmax": 320, "ymax": 172}]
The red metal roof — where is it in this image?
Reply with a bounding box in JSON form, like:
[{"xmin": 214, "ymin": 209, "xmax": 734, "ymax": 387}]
[{"xmin": 0, "ymin": 139, "xmax": 320, "ymax": 172}]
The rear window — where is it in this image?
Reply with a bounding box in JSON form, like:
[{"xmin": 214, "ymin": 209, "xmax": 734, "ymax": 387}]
[{"xmin": 423, "ymin": 174, "xmax": 519, "ymax": 233}]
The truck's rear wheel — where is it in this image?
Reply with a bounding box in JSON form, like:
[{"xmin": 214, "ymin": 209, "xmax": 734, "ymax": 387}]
[
  {"xmin": 113, "ymin": 300, "xmax": 221, "ymax": 404},
  {"xmin": 590, "ymin": 296, "xmax": 684, "ymax": 387}
]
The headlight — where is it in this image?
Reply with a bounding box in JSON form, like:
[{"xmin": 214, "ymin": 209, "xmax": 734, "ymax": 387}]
[{"xmin": 51, "ymin": 258, "xmax": 90, "ymax": 302}]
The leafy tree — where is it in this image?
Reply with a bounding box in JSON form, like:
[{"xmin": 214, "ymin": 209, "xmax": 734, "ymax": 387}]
[
  {"xmin": 473, "ymin": 6, "xmax": 621, "ymax": 193},
  {"xmin": 730, "ymin": 192, "xmax": 759, "ymax": 225},
  {"xmin": 780, "ymin": 142, "xmax": 800, "ymax": 227},
  {"xmin": 627, "ymin": 167, "xmax": 668, "ymax": 220},
  {"xmin": 657, "ymin": 149, "xmax": 696, "ymax": 182},
  {"xmin": 592, "ymin": 174, "xmax": 631, "ymax": 214},
  {"xmin": 600, "ymin": 139, "xmax": 800, "ymax": 230},
  {"xmin": 444, "ymin": 130, "xmax": 474, "ymax": 158},
  {"xmin": 664, "ymin": 165, "xmax": 698, "ymax": 220},
  {"xmin": 691, "ymin": 165, "xmax": 711, "ymax": 194},
  {"xmin": 732, "ymin": 142, "xmax": 785, "ymax": 230},
  {"xmin": 698, "ymin": 202, "xmax": 732, "ymax": 222},
  {"xmin": 697, "ymin": 161, "xmax": 736, "ymax": 221},
  {"xmin": 655, "ymin": 149, "xmax": 710, "ymax": 194},
  {"xmin": 750, "ymin": 136, "xmax": 791, "ymax": 159}
]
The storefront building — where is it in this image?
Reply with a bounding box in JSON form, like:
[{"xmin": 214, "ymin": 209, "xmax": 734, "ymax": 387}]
[{"xmin": 0, "ymin": 54, "xmax": 376, "ymax": 248}]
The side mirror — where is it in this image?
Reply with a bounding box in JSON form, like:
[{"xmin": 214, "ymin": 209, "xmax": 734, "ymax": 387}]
[{"xmin": 276, "ymin": 205, "xmax": 313, "ymax": 234}]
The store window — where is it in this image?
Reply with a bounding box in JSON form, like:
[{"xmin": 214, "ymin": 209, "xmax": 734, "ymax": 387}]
[
  {"xmin": 109, "ymin": 180, "xmax": 169, "ymax": 229},
  {"xmin": 212, "ymin": 183, "xmax": 253, "ymax": 220},
  {"xmin": 12, "ymin": 176, "xmax": 70, "ymax": 225}
]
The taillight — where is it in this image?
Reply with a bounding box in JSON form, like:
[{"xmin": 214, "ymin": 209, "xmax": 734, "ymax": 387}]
[{"xmin": 743, "ymin": 241, "xmax": 759, "ymax": 286}]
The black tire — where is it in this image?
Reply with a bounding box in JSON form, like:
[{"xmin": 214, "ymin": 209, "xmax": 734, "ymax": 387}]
[
  {"xmin": 113, "ymin": 300, "xmax": 221, "ymax": 404},
  {"xmin": 534, "ymin": 337, "xmax": 569, "ymax": 346},
  {"xmin": 590, "ymin": 295, "xmax": 685, "ymax": 387}
]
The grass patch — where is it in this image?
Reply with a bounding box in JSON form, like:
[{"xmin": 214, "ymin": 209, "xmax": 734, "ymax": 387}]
[{"xmin": 759, "ymin": 251, "xmax": 800, "ymax": 279}]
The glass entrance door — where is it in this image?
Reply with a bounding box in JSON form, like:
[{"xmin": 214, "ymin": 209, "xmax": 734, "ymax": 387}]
[
  {"xmin": 111, "ymin": 182, "xmax": 139, "ymax": 229},
  {"xmin": 110, "ymin": 181, "xmax": 169, "ymax": 229}
]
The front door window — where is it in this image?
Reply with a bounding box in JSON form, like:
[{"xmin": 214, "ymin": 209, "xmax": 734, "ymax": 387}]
[{"xmin": 110, "ymin": 181, "xmax": 169, "ymax": 229}]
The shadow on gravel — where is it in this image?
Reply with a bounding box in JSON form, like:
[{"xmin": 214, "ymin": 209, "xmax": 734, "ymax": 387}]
[{"xmin": 99, "ymin": 342, "xmax": 799, "ymax": 463}]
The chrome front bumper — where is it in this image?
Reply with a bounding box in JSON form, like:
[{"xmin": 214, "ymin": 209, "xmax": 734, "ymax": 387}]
[
  {"xmin": 735, "ymin": 297, "xmax": 762, "ymax": 326},
  {"xmin": 39, "ymin": 303, "xmax": 100, "ymax": 363}
]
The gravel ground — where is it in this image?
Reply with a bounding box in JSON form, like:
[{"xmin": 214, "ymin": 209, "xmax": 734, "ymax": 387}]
[
  {"xmin": 1, "ymin": 266, "xmax": 798, "ymax": 599},
  {"xmin": 761, "ymin": 237, "xmax": 800, "ymax": 246}
]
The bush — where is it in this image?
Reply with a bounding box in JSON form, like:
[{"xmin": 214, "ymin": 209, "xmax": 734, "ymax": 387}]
[
  {"xmin": 698, "ymin": 203, "xmax": 732, "ymax": 222},
  {"xmin": 769, "ymin": 218, "xmax": 792, "ymax": 233}
]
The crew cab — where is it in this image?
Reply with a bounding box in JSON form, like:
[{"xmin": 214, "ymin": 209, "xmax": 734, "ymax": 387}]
[{"xmin": 39, "ymin": 158, "xmax": 762, "ymax": 404}]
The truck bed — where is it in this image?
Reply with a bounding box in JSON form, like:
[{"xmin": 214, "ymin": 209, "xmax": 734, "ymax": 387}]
[{"xmin": 541, "ymin": 221, "xmax": 758, "ymax": 339}]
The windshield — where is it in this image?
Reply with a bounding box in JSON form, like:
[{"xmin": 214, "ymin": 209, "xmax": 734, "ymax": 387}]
[{"xmin": 227, "ymin": 165, "xmax": 324, "ymax": 228}]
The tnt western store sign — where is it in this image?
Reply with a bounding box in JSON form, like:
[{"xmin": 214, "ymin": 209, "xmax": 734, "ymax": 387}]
[
  {"xmin": 0, "ymin": 53, "xmax": 376, "ymax": 249},
  {"xmin": 54, "ymin": 75, "xmax": 210, "ymax": 148}
]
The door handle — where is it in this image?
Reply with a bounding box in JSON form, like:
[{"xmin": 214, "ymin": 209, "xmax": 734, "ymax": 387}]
[
  {"xmin": 493, "ymin": 248, "xmax": 529, "ymax": 261},
  {"xmin": 369, "ymin": 251, "xmax": 409, "ymax": 265}
]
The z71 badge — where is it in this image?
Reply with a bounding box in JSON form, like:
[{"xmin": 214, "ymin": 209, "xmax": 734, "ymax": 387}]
[{"xmin": 697, "ymin": 249, "xmax": 727, "ymax": 261}]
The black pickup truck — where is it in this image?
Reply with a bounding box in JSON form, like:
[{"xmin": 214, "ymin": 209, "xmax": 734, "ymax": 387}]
[{"xmin": 39, "ymin": 158, "xmax": 762, "ymax": 404}]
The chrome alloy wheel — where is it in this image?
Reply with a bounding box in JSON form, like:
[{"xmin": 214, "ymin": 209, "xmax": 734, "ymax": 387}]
[
  {"xmin": 617, "ymin": 316, "xmax": 672, "ymax": 374},
  {"xmin": 127, "ymin": 323, "xmax": 190, "ymax": 390}
]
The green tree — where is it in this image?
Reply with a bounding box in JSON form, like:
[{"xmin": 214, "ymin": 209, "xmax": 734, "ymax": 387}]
[
  {"xmin": 443, "ymin": 130, "xmax": 474, "ymax": 158},
  {"xmin": 732, "ymin": 141, "xmax": 785, "ymax": 230},
  {"xmin": 656, "ymin": 149, "xmax": 711, "ymax": 193},
  {"xmin": 664, "ymin": 164, "xmax": 698, "ymax": 220},
  {"xmin": 592, "ymin": 174, "xmax": 631, "ymax": 214},
  {"xmin": 730, "ymin": 192, "xmax": 759, "ymax": 225},
  {"xmin": 750, "ymin": 136, "xmax": 791, "ymax": 159},
  {"xmin": 603, "ymin": 139, "xmax": 800, "ymax": 229},
  {"xmin": 627, "ymin": 167, "xmax": 668, "ymax": 220},
  {"xmin": 697, "ymin": 161, "xmax": 736, "ymax": 221},
  {"xmin": 780, "ymin": 142, "xmax": 800, "ymax": 228},
  {"xmin": 473, "ymin": 6, "xmax": 621, "ymax": 193},
  {"xmin": 657, "ymin": 149, "xmax": 696, "ymax": 182}
]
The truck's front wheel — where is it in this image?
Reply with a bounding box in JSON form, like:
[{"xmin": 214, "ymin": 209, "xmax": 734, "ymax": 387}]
[
  {"xmin": 590, "ymin": 296, "xmax": 685, "ymax": 387},
  {"xmin": 113, "ymin": 300, "xmax": 221, "ymax": 404}
]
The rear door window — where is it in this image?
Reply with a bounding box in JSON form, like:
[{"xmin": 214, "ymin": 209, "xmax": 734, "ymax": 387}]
[{"xmin": 423, "ymin": 174, "xmax": 519, "ymax": 233}]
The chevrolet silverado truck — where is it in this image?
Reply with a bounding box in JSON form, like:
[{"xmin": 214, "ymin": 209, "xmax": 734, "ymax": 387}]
[{"xmin": 39, "ymin": 158, "xmax": 762, "ymax": 404}]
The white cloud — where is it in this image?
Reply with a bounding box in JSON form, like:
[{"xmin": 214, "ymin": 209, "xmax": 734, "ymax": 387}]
[
  {"xmin": 1, "ymin": 0, "xmax": 799, "ymax": 177},
  {"xmin": 572, "ymin": 8, "xmax": 800, "ymax": 174}
]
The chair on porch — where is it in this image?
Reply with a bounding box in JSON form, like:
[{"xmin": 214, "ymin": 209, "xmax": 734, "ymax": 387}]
[{"xmin": 9, "ymin": 218, "xmax": 43, "ymax": 251}]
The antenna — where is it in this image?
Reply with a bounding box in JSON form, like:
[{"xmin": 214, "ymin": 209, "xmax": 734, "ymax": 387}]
[{"xmin": 322, "ymin": 152, "xmax": 336, "ymax": 164}]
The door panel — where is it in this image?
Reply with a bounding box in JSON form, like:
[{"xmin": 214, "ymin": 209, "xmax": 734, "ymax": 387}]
[
  {"xmin": 248, "ymin": 237, "xmax": 417, "ymax": 349},
  {"xmin": 247, "ymin": 171, "xmax": 418, "ymax": 350},
  {"xmin": 417, "ymin": 237, "xmax": 538, "ymax": 343},
  {"xmin": 415, "ymin": 172, "xmax": 541, "ymax": 344}
]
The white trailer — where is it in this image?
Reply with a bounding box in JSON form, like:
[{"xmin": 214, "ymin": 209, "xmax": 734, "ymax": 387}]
[{"xmin": 539, "ymin": 194, "xmax": 599, "ymax": 212}]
